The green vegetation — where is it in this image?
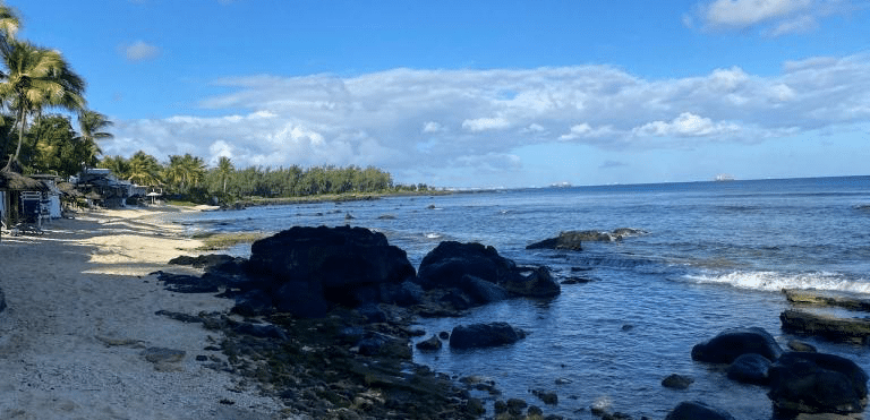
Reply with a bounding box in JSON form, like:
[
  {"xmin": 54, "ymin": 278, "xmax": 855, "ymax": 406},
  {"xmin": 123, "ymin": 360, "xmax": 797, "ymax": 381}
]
[
  {"xmin": 0, "ymin": 2, "xmax": 434, "ymax": 204},
  {"xmin": 193, "ymin": 231, "xmax": 269, "ymax": 251}
]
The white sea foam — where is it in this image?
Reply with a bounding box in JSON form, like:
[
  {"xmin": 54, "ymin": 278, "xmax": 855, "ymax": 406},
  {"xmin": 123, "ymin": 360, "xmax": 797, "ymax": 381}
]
[
  {"xmin": 680, "ymin": 271, "xmax": 870, "ymax": 294},
  {"xmin": 425, "ymin": 232, "xmax": 442, "ymax": 239}
]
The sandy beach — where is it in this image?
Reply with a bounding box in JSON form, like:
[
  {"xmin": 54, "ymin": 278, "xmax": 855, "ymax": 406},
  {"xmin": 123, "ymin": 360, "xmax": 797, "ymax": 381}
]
[{"xmin": 0, "ymin": 207, "xmax": 284, "ymax": 420}]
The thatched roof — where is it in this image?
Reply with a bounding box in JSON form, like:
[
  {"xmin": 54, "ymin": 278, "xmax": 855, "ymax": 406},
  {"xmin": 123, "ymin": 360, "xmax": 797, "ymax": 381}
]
[
  {"xmin": 57, "ymin": 181, "xmax": 83, "ymax": 197},
  {"xmin": 85, "ymin": 190, "xmax": 102, "ymax": 199},
  {"xmin": 0, "ymin": 170, "xmax": 49, "ymax": 191}
]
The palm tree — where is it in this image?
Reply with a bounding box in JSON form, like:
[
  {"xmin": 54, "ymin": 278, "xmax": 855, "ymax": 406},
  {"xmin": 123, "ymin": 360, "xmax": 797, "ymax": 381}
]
[
  {"xmin": 99, "ymin": 155, "xmax": 130, "ymax": 180},
  {"xmin": 127, "ymin": 151, "xmax": 162, "ymax": 187},
  {"xmin": 164, "ymin": 153, "xmax": 206, "ymax": 193},
  {"xmin": 76, "ymin": 110, "xmax": 112, "ymax": 169},
  {"xmin": 0, "ymin": 1, "xmax": 19, "ymax": 58},
  {"xmin": 0, "ymin": 40, "xmax": 86, "ymax": 171},
  {"xmin": 216, "ymin": 156, "xmax": 233, "ymax": 193},
  {"xmin": 0, "ymin": 2, "xmax": 19, "ymax": 162}
]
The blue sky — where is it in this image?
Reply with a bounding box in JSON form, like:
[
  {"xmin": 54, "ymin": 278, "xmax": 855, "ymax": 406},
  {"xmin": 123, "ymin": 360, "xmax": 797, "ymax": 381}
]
[{"xmin": 11, "ymin": 0, "xmax": 870, "ymax": 188}]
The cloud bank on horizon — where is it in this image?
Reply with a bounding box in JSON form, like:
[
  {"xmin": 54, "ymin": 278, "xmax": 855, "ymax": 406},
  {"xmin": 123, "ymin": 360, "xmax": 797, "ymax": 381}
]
[
  {"xmin": 50, "ymin": 0, "xmax": 868, "ymax": 187},
  {"xmin": 110, "ymin": 52, "xmax": 870, "ymax": 186}
]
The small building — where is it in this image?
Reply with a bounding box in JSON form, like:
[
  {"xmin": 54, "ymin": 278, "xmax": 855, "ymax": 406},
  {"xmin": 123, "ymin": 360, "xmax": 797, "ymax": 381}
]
[
  {"xmin": 74, "ymin": 168, "xmax": 135, "ymax": 208},
  {"xmin": 0, "ymin": 170, "xmax": 50, "ymax": 228},
  {"xmin": 30, "ymin": 174, "xmax": 63, "ymax": 219}
]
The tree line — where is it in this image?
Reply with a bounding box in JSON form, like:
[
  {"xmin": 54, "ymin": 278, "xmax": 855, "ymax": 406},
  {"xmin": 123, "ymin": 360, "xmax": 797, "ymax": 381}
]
[
  {"xmin": 99, "ymin": 152, "xmax": 428, "ymax": 202},
  {"xmin": 0, "ymin": 2, "xmax": 428, "ymax": 203}
]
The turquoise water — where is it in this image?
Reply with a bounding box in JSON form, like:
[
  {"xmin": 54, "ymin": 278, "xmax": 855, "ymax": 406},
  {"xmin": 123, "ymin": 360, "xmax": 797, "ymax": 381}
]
[{"xmin": 169, "ymin": 176, "xmax": 870, "ymax": 419}]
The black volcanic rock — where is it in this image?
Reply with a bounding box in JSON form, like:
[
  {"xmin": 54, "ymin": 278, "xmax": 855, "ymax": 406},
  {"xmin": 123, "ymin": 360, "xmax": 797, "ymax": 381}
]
[
  {"xmin": 449, "ymin": 322, "xmax": 526, "ymax": 349},
  {"xmin": 691, "ymin": 327, "xmax": 783, "ymax": 364}
]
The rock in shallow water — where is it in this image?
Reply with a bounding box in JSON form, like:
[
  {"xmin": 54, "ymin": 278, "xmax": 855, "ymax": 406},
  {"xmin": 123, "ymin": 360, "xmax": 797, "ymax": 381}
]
[
  {"xmin": 780, "ymin": 309, "xmax": 870, "ymax": 344},
  {"xmin": 768, "ymin": 352, "xmax": 869, "ymax": 415},
  {"xmin": 665, "ymin": 401, "xmax": 735, "ymax": 420},
  {"xmin": 415, "ymin": 335, "xmax": 442, "ymax": 352},
  {"xmin": 449, "ymin": 322, "xmax": 526, "ymax": 349},
  {"xmin": 661, "ymin": 374, "xmax": 694, "ymax": 389},
  {"xmin": 691, "ymin": 326, "xmax": 783, "ymax": 364},
  {"xmin": 727, "ymin": 353, "xmax": 771, "ymax": 385}
]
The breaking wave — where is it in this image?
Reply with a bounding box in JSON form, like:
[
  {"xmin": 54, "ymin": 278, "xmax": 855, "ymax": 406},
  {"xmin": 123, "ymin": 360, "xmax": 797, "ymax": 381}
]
[{"xmin": 679, "ymin": 271, "xmax": 870, "ymax": 294}]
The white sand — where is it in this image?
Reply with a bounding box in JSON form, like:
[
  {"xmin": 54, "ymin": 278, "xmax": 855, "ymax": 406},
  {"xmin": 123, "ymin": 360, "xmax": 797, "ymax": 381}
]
[{"xmin": 0, "ymin": 207, "xmax": 284, "ymax": 420}]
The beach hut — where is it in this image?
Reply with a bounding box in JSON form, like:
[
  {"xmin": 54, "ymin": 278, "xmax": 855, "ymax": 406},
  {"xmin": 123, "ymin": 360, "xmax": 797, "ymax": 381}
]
[
  {"xmin": 30, "ymin": 174, "xmax": 63, "ymax": 219},
  {"xmin": 0, "ymin": 170, "xmax": 49, "ymax": 227}
]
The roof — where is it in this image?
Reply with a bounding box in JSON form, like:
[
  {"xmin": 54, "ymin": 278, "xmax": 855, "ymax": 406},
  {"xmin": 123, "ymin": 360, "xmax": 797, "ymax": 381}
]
[{"xmin": 0, "ymin": 170, "xmax": 49, "ymax": 191}]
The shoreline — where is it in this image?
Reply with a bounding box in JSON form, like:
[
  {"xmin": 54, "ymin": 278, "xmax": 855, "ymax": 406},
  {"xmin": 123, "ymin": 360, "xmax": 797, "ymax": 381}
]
[{"xmin": 0, "ymin": 206, "xmax": 284, "ymax": 420}]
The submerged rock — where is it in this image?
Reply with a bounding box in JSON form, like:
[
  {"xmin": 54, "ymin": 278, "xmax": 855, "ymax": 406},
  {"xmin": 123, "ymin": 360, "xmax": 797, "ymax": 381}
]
[
  {"xmin": 531, "ymin": 389, "xmax": 558, "ymax": 405},
  {"xmin": 661, "ymin": 374, "xmax": 694, "ymax": 390},
  {"xmin": 665, "ymin": 401, "xmax": 735, "ymax": 420},
  {"xmin": 768, "ymin": 352, "xmax": 869, "ymax": 415},
  {"xmin": 415, "ymin": 335, "xmax": 442, "ymax": 351},
  {"xmin": 526, "ymin": 228, "xmax": 647, "ymax": 250},
  {"xmin": 449, "ymin": 322, "xmax": 526, "ymax": 349},
  {"xmin": 691, "ymin": 327, "xmax": 783, "ymax": 364}
]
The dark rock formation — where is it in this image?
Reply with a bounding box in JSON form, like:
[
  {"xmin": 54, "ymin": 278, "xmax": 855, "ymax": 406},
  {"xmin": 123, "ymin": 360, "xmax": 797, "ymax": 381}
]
[
  {"xmin": 168, "ymin": 254, "xmax": 237, "ymax": 269},
  {"xmin": 462, "ymin": 274, "xmax": 510, "ymax": 304},
  {"xmin": 727, "ymin": 353, "xmax": 771, "ymax": 385},
  {"xmin": 768, "ymin": 352, "xmax": 869, "ymax": 415},
  {"xmin": 525, "ymin": 231, "xmax": 586, "ymax": 250},
  {"xmin": 415, "ymin": 335, "xmax": 442, "ymax": 351},
  {"xmin": 561, "ymin": 277, "xmax": 594, "ymax": 285},
  {"xmin": 156, "ymin": 272, "xmax": 221, "ymax": 294},
  {"xmin": 691, "ymin": 327, "xmax": 783, "ymax": 364},
  {"xmin": 416, "ymin": 241, "xmax": 560, "ymax": 303},
  {"xmin": 526, "ymin": 228, "xmax": 647, "ymax": 250},
  {"xmin": 502, "ymin": 266, "xmax": 560, "ymax": 298},
  {"xmin": 665, "ymin": 401, "xmax": 735, "ymax": 420},
  {"xmin": 531, "ymin": 389, "xmax": 558, "ymax": 405},
  {"xmin": 661, "ymin": 374, "xmax": 694, "ymax": 389},
  {"xmin": 780, "ymin": 309, "xmax": 870, "ymax": 344},
  {"xmin": 244, "ymin": 226, "xmax": 416, "ymax": 317},
  {"xmin": 449, "ymin": 322, "xmax": 526, "ymax": 349},
  {"xmin": 229, "ymin": 289, "xmax": 274, "ymax": 317},
  {"xmin": 417, "ymin": 241, "xmax": 518, "ymax": 288}
]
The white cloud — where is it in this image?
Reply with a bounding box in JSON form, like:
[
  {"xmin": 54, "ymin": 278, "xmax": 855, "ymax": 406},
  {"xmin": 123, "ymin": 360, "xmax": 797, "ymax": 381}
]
[
  {"xmin": 703, "ymin": 0, "xmax": 812, "ymax": 27},
  {"xmin": 559, "ymin": 123, "xmax": 615, "ymax": 141},
  {"xmin": 124, "ymin": 41, "xmax": 160, "ymax": 62},
  {"xmin": 106, "ymin": 53, "xmax": 870, "ymax": 184},
  {"xmin": 691, "ymin": 0, "xmax": 857, "ymax": 36},
  {"xmin": 633, "ymin": 112, "xmax": 741, "ymax": 137},
  {"xmin": 422, "ymin": 121, "xmax": 445, "ymax": 133},
  {"xmin": 462, "ymin": 117, "xmax": 510, "ymax": 132}
]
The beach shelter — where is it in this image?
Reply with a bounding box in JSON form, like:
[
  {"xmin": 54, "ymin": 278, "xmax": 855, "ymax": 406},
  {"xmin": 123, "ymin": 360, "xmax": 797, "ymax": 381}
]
[{"xmin": 0, "ymin": 170, "xmax": 49, "ymax": 226}]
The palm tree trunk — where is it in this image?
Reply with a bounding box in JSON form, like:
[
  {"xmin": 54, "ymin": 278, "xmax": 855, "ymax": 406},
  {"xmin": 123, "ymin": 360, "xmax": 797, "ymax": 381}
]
[
  {"xmin": 12, "ymin": 108, "xmax": 25, "ymax": 162},
  {"xmin": 2, "ymin": 108, "xmax": 26, "ymax": 171}
]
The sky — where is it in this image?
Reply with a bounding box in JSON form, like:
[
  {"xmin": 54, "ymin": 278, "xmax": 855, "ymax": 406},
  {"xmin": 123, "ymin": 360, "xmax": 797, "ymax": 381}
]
[{"xmin": 9, "ymin": 0, "xmax": 870, "ymax": 188}]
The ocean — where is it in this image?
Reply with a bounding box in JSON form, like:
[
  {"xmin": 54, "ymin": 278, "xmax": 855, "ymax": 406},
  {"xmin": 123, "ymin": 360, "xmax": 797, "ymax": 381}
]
[{"xmin": 166, "ymin": 175, "xmax": 870, "ymax": 419}]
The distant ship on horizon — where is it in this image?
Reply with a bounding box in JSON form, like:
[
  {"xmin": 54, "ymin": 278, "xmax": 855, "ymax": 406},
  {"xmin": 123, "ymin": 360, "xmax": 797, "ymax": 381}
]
[{"xmin": 714, "ymin": 173, "xmax": 736, "ymax": 182}]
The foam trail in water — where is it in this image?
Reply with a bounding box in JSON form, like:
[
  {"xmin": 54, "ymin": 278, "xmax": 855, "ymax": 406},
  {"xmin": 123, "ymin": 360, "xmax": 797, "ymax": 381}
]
[{"xmin": 681, "ymin": 271, "xmax": 870, "ymax": 294}]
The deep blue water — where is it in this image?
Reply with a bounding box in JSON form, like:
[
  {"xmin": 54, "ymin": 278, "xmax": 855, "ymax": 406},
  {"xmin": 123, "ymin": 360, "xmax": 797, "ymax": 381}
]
[{"xmin": 166, "ymin": 176, "xmax": 870, "ymax": 419}]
